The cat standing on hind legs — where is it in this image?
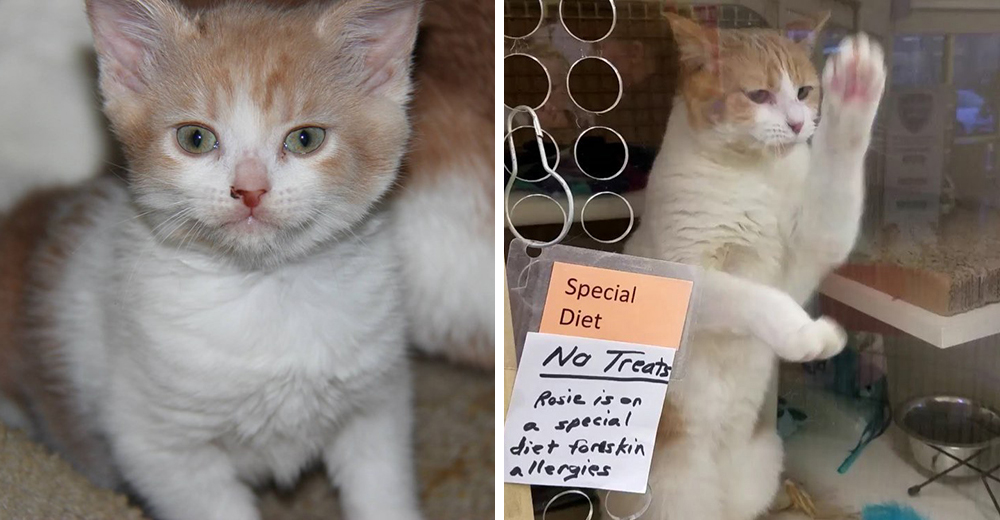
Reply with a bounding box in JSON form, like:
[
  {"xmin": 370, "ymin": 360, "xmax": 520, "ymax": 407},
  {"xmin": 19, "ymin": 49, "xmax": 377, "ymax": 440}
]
[{"xmin": 609, "ymin": 14, "xmax": 885, "ymax": 520}]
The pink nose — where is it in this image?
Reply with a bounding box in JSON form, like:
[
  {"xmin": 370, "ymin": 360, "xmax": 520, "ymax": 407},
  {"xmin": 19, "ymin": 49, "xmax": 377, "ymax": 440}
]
[
  {"xmin": 231, "ymin": 158, "xmax": 270, "ymax": 209},
  {"xmin": 230, "ymin": 187, "xmax": 267, "ymax": 208},
  {"xmin": 788, "ymin": 121, "xmax": 804, "ymax": 134}
]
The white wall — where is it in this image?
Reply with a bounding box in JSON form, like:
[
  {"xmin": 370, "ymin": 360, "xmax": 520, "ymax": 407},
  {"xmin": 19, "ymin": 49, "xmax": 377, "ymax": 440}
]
[{"xmin": 0, "ymin": 0, "xmax": 111, "ymax": 212}]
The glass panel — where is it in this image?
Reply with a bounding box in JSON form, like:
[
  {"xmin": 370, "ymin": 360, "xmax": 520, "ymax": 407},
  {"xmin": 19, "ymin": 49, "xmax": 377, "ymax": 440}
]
[{"xmin": 504, "ymin": 3, "xmax": 1000, "ymax": 517}]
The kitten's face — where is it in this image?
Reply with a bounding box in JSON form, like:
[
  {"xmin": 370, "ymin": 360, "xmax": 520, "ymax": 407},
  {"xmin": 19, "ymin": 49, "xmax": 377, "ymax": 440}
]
[
  {"xmin": 87, "ymin": 0, "xmax": 419, "ymax": 267},
  {"xmin": 668, "ymin": 15, "xmax": 825, "ymax": 155}
]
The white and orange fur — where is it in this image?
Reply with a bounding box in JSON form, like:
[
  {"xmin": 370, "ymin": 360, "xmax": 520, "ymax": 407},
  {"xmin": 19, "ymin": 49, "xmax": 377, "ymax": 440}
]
[
  {"xmin": 610, "ymin": 15, "xmax": 886, "ymax": 520},
  {"xmin": 389, "ymin": 0, "xmax": 494, "ymax": 369},
  {"xmin": 0, "ymin": 1, "xmax": 424, "ymax": 519},
  {"xmin": 0, "ymin": 0, "xmax": 495, "ymax": 371}
]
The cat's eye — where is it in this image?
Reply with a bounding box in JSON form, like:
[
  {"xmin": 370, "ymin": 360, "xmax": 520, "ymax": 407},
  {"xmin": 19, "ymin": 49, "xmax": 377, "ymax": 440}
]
[
  {"xmin": 176, "ymin": 125, "xmax": 218, "ymax": 154},
  {"xmin": 746, "ymin": 89, "xmax": 772, "ymax": 104},
  {"xmin": 284, "ymin": 127, "xmax": 326, "ymax": 155},
  {"xmin": 797, "ymin": 86, "xmax": 814, "ymax": 100}
]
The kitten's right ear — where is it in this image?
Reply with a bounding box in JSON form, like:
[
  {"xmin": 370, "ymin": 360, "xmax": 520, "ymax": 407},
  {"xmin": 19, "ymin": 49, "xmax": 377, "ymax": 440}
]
[
  {"xmin": 86, "ymin": 0, "xmax": 194, "ymax": 95},
  {"xmin": 316, "ymin": 0, "xmax": 422, "ymax": 103},
  {"xmin": 665, "ymin": 13, "xmax": 715, "ymax": 72}
]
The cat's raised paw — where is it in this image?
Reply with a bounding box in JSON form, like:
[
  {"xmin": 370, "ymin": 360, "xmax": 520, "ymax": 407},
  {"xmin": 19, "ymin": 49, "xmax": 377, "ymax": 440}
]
[
  {"xmin": 774, "ymin": 317, "xmax": 848, "ymax": 363},
  {"xmin": 823, "ymin": 33, "xmax": 886, "ymax": 107},
  {"xmin": 820, "ymin": 34, "xmax": 885, "ymax": 145}
]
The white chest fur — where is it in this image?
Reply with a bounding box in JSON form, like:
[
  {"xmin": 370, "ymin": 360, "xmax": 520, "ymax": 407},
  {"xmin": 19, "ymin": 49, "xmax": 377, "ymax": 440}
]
[
  {"xmin": 52, "ymin": 181, "xmax": 406, "ymax": 484},
  {"xmin": 629, "ymin": 108, "xmax": 809, "ymax": 288}
]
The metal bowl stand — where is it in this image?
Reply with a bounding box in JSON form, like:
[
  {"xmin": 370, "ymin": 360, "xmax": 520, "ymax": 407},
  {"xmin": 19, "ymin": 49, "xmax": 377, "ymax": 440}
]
[{"xmin": 907, "ymin": 443, "xmax": 1000, "ymax": 514}]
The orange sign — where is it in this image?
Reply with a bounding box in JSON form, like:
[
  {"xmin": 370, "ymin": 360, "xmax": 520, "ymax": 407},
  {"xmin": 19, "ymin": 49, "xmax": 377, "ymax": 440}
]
[{"xmin": 539, "ymin": 262, "xmax": 693, "ymax": 348}]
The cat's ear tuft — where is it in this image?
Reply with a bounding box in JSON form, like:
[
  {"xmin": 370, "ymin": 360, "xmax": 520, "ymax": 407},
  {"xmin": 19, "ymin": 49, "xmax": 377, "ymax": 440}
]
[
  {"xmin": 316, "ymin": 0, "xmax": 422, "ymax": 102},
  {"xmin": 86, "ymin": 0, "xmax": 194, "ymax": 95},
  {"xmin": 788, "ymin": 11, "xmax": 830, "ymax": 51},
  {"xmin": 665, "ymin": 13, "xmax": 715, "ymax": 72}
]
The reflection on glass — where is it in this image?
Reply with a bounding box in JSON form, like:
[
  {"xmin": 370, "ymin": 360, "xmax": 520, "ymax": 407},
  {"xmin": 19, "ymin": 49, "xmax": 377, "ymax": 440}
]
[
  {"xmin": 892, "ymin": 35, "xmax": 944, "ymax": 87},
  {"xmin": 953, "ymin": 34, "xmax": 1000, "ymax": 136}
]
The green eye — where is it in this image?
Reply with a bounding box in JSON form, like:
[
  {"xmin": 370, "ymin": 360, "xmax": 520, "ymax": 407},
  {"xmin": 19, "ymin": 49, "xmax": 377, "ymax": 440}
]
[
  {"xmin": 176, "ymin": 125, "xmax": 218, "ymax": 154},
  {"xmin": 284, "ymin": 127, "xmax": 325, "ymax": 155}
]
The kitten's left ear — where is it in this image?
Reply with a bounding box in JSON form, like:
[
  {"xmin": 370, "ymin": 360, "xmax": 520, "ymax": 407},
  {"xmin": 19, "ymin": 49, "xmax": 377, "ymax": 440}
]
[
  {"xmin": 317, "ymin": 0, "xmax": 422, "ymax": 102},
  {"xmin": 86, "ymin": 0, "xmax": 196, "ymax": 95},
  {"xmin": 789, "ymin": 11, "xmax": 830, "ymax": 52}
]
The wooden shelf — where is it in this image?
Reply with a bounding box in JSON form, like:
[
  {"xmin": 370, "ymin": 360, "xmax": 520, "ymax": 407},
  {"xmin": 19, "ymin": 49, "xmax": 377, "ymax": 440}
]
[{"xmin": 820, "ymin": 273, "xmax": 1000, "ymax": 349}]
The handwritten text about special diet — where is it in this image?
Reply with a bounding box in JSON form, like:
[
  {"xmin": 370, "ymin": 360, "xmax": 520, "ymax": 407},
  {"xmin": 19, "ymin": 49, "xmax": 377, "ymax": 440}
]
[{"xmin": 503, "ymin": 332, "xmax": 676, "ymax": 493}]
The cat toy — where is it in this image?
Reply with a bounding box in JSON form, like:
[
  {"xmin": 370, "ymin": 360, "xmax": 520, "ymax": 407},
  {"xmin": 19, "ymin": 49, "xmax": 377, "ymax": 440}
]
[
  {"xmin": 835, "ymin": 335, "xmax": 892, "ymax": 474},
  {"xmin": 860, "ymin": 503, "xmax": 928, "ymax": 520},
  {"xmin": 771, "ymin": 479, "xmax": 860, "ymax": 520}
]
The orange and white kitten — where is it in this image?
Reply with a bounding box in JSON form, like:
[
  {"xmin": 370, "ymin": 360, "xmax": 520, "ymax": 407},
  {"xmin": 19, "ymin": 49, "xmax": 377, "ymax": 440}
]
[
  {"xmin": 0, "ymin": 1, "xmax": 423, "ymax": 520},
  {"xmin": 614, "ymin": 15, "xmax": 885, "ymax": 520},
  {"xmin": 389, "ymin": 0, "xmax": 494, "ymax": 369}
]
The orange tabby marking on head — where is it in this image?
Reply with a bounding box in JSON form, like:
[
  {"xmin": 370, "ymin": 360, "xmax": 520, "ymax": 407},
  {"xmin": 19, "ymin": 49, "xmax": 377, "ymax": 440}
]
[
  {"xmin": 96, "ymin": 1, "xmax": 412, "ymax": 206},
  {"xmin": 666, "ymin": 13, "xmax": 824, "ymax": 132}
]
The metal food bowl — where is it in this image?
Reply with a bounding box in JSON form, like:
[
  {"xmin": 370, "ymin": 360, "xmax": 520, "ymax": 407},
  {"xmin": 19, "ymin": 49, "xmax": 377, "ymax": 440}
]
[{"xmin": 896, "ymin": 396, "xmax": 1000, "ymax": 478}]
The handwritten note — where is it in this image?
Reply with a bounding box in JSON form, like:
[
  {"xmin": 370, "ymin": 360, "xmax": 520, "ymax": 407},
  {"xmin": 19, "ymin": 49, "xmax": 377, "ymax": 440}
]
[{"xmin": 503, "ymin": 332, "xmax": 676, "ymax": 493}]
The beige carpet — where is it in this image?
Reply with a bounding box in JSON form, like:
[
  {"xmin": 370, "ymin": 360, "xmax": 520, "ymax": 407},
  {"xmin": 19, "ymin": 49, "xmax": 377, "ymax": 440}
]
[{"xmin": 0, "ymin": 357, "xmax": 493, "ymax": 520}]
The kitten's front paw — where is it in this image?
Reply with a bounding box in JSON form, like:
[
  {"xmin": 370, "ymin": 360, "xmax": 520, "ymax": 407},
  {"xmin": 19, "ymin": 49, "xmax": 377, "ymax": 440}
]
[
  {"xmin": 820, "ymin": 34, "xmax": 886, "ymax": 146},
  {"xmin": 774, "ymin": 317, "xmax": 847, "ymax": 363}
]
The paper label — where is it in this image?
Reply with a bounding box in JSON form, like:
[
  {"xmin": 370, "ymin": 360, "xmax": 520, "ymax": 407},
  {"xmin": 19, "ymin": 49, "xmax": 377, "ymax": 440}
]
[
  {"xmin": 502, "ymin": 332, "xmax": 676, "ymax": 493},
  {"xmin": 539, "ymin": 262, "xmax": 693, "ymax": 348},
  {"xmin": 883, "ymin": 87, "xmax": 945, "ymax": 227}
]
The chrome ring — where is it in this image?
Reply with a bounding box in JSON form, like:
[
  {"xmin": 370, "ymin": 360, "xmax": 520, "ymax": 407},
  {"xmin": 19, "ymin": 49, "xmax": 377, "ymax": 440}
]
[
  {"xmin": 602, "ymin": 484, "xmax": 653, "ymax": 520},
  {"xmin": 504, "ymin": 0, "xmax": 545, "ymax": 40},
  {"xmin": 574, "ymin": 125, "xmax": 629, "ymax": 181},
  {"xmin": 542, "ymin": 489, "xmax": 594, "ymax": 520},
  {"xmin": 504, "ymin": 53, "xmax": 552, "ymax": 111},
  {"xmin": 503, "ymin": 125, "xmax": 560, "ymax": 182},
  {"xmin": 566, "ymin": 56, "xmax": 623, "ymax": 114},
  {"xmin": 508, "ymin": 192, "xmax": 569, "ymax": 237},
  {"xmin": 581, "ymin": 191, "xmax": 634, "ymax": 244},
  {"xmin": 559, "ymin": 0, "xmax": 617, "ymax": 43}
]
